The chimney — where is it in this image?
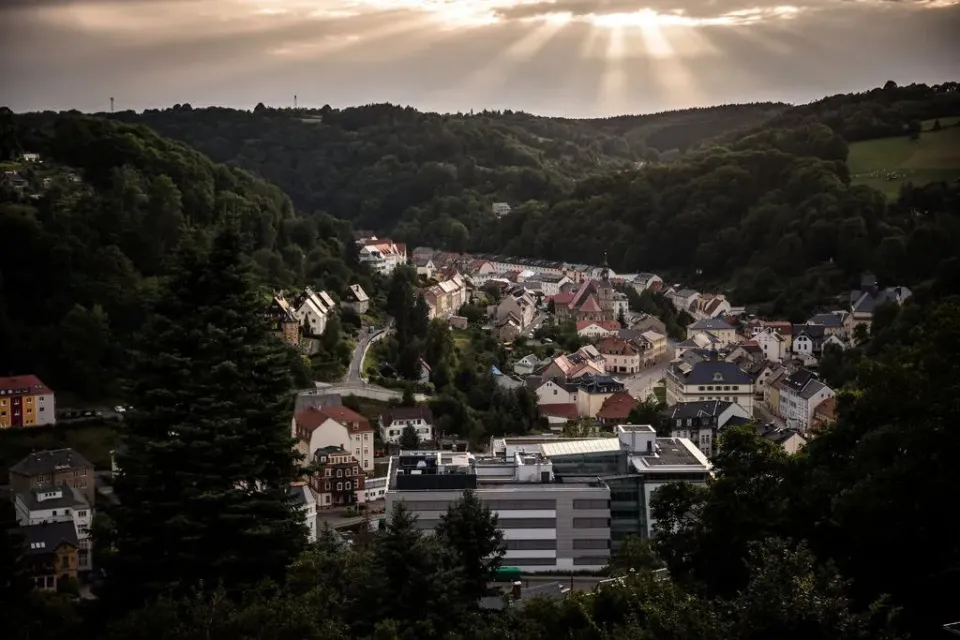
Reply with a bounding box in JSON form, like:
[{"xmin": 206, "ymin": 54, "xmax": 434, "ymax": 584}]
[{"xmin": 512, "ymin": 581, "xmax": 522, "ymax": 601}]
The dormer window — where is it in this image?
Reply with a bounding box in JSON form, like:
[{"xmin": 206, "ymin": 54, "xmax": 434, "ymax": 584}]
[{"xmin": 713, "ymin": 373, "xmax": 724, "ymax": 382}]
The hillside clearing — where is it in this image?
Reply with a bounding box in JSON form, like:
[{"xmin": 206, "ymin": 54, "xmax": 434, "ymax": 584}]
[{"xmin": 848, "ymin": 125, "xmax": 960, "ymax": 198}]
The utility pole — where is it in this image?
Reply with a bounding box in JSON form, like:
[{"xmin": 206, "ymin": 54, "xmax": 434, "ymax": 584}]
[{"xmin": 110, "ymin": 97, "xmax": 114, "ymax": 113}]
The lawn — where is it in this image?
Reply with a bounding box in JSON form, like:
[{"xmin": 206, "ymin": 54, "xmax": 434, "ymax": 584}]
[
  {"xmin": 0, "ymin": 421, "xmax": 120, "ymax": 471},
  {"xmin": 848, "ymin": 124, "xmax": 960, "ymax": 198}
]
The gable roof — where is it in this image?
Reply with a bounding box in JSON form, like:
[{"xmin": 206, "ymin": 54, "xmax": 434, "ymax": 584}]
[
  {"xmin": 807, "ymin": 313, "xmax": 844, "ymax": 327},
  {"xmin": 660, "ymin": 400, "xmax": 736, "ymax": 420},
  {"xmin": 596, "ymin": 337, "xmax": 639, "ymax": 356},
  {"xmin": 19, "ymin": 521, "xmax": 79, "ymax": 556},
  {"xmin": 347, "ymin": 284, "xmax": 369, "ymax": 302},
  {"xmin": 11, "ymin": 448, "xmax": 93, "ymax": 476},
  {"xmin": 578, "ymin": 295, "xmax": 602, "ymax": 314},
  {"xmin": 672, "ymin": 360, "xmax": 752, "ymax": 385},
  {"xmin": 688, "ymin": 317, "xmax": 733, "ymax": 331},
  {"xmin": 538, "ymin": 403, "xmax": 579, "ymax": 419},
  {"xmin": 294, "ymin": 406, "xmax": 371, "ymax": 434},
  {"xmin": 596, "ymin": 392, "xmax": 638, "ymax": 421},
  {"xmin": 576, "ymin": 320, "xmax": 620, "ymax": 332},
  {"xmin": 0, "ymin": 374, "xmax": 53, "ymax": 395},
  {"xmin": 380, "ymin": 406, "xmax": 434, "ymax": 425}
]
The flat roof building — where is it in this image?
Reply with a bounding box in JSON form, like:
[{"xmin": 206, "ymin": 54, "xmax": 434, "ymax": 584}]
[{"xmin": 385, "ymin": 449, "xmax": 612, "ymax": 573}]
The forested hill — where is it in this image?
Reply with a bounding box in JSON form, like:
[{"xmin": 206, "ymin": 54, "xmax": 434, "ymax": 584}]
[
  {"xmin": 96, "ymin": 102, "xmax": 784, "ymax": 250},
  {"xmin": 0, "ymin": 112, "xmax": 364, "ymax": 399}
]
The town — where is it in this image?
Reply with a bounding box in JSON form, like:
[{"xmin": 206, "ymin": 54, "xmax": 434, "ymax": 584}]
[{"xmin": 3, "ymin": 227, "xmax": 912, "ymax": 586}]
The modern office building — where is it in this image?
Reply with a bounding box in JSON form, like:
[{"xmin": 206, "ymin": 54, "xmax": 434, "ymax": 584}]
[
  {"xmin": 385, "ymin": 450, "xmax": 612, "ymax": 572},
  {"xmin": 538, "ymin": 425, "xmax": 711, "ymax": 549}
]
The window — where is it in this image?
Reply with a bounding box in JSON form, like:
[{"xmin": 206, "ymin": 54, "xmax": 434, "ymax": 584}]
[
  {"xmin": 52, "ymin": 510, "xmax": 57, "ymax": 516},
  {"xmin": 355, "ymin": 449, "xmax": 360, "ymax": 456},
  {"xmin": 337, "ymin": 482, "xmax": 343, "ymax": 491},
  {"xmin": 324, "ymin": 482, "xmax": 330, "ymax": 491},
  {"xmin": 345, "ymin": 481, "xmax": 351, "ymax": 490},
  {"xmin": 498, "ymin": 518, "xmax": 556, "ymax": 529},
  {"xmin": 364, "ymin": 433, "xmax": 369, "ymax": 440},
  {"xmin": 573, "ymin": 556, "xmax": 609, "ymax": 566},
  {"xmin": 573, "ymin": 499, "xmax": 609, "ymax": 510},
  {"xmin": 723, "ymin": 386, "xmax": 730, "ymax": 391},
  {"xmin": 337, "ymin": 469, "xmax": 343, "ymax": 478},
  {"xmin": 345, "ymin": 468, "xmax": 351, "ymax": 477},
  {"xmin": 698, "ymin": 386, "xmax": 704, "ymax": 391},
  {"xmin": 505, "ymin": 539, "xmax": 557, "ymax": 550},
  {"xmin": 505, "ymin": 557, "xmax": 557, "ymax": 566},
  {"xmin": 354, "ymin": 467, "xmax": 359, "ymax": 475},
  {"xmin": 573, "ymin": 539, "xmax": 610, "ymax": 549},
  {"xmin": 573, "ymin": 518, "xmax": 609, "ymax": 528},
  {"xmin": 324, "ymin": 469, "xmax": 331, "ymax": 477}
]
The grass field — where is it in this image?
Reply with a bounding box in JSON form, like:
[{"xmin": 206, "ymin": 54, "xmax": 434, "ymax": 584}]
[
  {"xmin": 0, "ymin": 422, "xmax": 119, "ymax": 471},
  {"xmin": 849, "ymin": 123, "xmax": 960, "ymax": 198}
]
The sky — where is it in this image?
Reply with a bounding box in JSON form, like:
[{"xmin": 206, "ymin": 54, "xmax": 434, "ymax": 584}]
[{"xmin": 1, "ymin": 0, "xmax": 958, "ymax": 118}]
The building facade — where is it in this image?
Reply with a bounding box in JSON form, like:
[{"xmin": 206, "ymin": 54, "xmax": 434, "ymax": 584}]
[
  {"xmin": 9, "ymin": 449, "xmax": 95, "ymax": 505},
  {"xmin": 665, "ymin": 360, "xmax": 755, "ymax": 413},
  {"xmin": 379, "ymin": 406, "xmax": 435, "ymax": 444},
  {"xmin": 385, "ymin": 450, "xmax": 612, "ymax": 572},
  {"xmin": 308, "ymin": 446, "xmax": 366, "ymax": 507},
  {"xmin": 293, "ymin": 406, "xmax": 375, "ymax": 472},
  {"xmin": 0, "ymin": 375, "xmax": 56, "ymax": 428},
  {"xmin": 14, "ymin": 485, "xmax": 93, "ymax": 571}
]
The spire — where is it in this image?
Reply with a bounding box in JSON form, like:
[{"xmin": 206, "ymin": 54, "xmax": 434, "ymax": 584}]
[{"xmin": 601, "ymin": 251, "xmax": 610, "ymax": 282}]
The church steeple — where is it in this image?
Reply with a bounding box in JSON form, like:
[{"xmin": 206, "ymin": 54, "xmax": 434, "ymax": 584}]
[{"xmin": 600, "ymin": 251, "xmax": 611, "ymax": 282}]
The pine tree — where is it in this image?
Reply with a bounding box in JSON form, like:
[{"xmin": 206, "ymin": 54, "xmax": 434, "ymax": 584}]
[
  {"xmin": 399, "ymin": 424, "xmax": 420, "ymax": 450},
  {"xmin": 103, "ymin": 226, "xmax": 306, "ymax": 610},
  {"xmin": 435, "ymin": 489, "xmax": 505, "ymax": 602}
]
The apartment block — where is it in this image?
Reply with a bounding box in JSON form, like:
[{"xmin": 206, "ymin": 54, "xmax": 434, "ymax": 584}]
[
  {"xmin": 0, "ymin": 375, "xmax": 56, "ymax": 428},
  {"xmin": 385, "ymin": 450, "xmax": 611, "ymax": 572}
]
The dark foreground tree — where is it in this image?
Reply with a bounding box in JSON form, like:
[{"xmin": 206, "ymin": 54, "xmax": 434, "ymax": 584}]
[
  {"xmin": 399, "ymin": 424, "xmax": 421, "ymax": 450},
  {"xmin": 103, "ymin": 226, "xmax": 306, "ymax": 610},
  {"xmin": 435, "ymin": 489, "xmax": 505, "ymax": 602}
]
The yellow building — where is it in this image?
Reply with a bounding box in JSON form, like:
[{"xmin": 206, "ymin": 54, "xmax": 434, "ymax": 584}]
[{"xmin": 0, "ymin": 375, "xmax": 56, "ymax": 429}]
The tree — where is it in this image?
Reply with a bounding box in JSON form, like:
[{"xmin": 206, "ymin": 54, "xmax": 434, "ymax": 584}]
[
  {"xmin": 608, "ymin": 535, "xmax": 662, "ymax": 576},
  {"xmin": 853, "ymin": 323, "xmax": 869, "ymax": 346},
  {"xmin": 103, "ymin": 227, "xmax": 307, "ymax": 611},
  {"xmin": 399, "ymin": 424, "xmax": 420, "ymax": 450},
  {"xmin": 627, "ymin": 399, "xmax": 664, "ymax": 430},
  {"xmin": 435, "ymin": 489, "xmax": 505, "ymax": 602}
]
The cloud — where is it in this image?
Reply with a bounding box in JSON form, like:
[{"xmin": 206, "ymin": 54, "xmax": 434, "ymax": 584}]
[{"xmin": 0, "ymin": 0, "xmax": 957, "ymax": 117}]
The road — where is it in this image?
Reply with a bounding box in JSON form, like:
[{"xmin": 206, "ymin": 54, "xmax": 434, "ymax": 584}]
[
  {"xmin": 516, "ymin": 574, "xmax": 603, "ymax": 592},
  {"xmin": 346, "ymin": 327, "xmax": 388, "ymax": 383},
  {"xmin": 620, "ymin": 339, "xmax": 676, "ymax": 401},
  {"xmin": 523, "ymin": 312, "xmax": 550, "ymax": 339}
]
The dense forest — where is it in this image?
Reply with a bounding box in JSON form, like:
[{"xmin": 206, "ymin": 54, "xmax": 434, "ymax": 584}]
[
  {"xmin": 67, "ymin": 82, "xmax": 959, "ymax": 319},
  {"xmin": 0, "ymin": 110, "xmax": 370, "ymax": 399}
]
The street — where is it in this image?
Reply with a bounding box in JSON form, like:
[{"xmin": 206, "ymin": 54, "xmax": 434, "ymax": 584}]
[
  {"xmin": 346, "ymin": 327, "xmax": 387, "ymax": 383},
  {"xmin": 523, "ymin": 312, "xmax": 550, "ymax": 338},
  {"xmin": 619, "ymin": 339, "xmax": 676, "ymax": 402}
]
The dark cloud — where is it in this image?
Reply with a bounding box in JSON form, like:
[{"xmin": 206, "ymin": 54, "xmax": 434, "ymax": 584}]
[{"xmin": 0, "ymin": 0, "xmax": 957, "ymax": 116}]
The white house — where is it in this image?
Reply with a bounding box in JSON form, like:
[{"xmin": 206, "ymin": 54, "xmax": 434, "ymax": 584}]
[
  {"xmin": 378, "ymin": 406, "xmax": 434, "ymax": 444},
  {"xmin": 14, "ymin": 485, "xmax": 93, "ymax": 571},
  {"xmin": 525, "ymin": 273, "xmax": 571, "ymax": 297},
  {"xmin": 293, "ymin": 406, "xmax": 375, "ymax": 472},
  {"xmin": 754, "ymin": 328, "xmax": 787, "ymax": 363},
  {"xmin": 534, "ymin": 379, "xmax": 577, "ymax": 406},
  {"xmin": 513, "ymin": 354, "xmax": 541, "ymax": 376},
  {"xmin": 294, "ymin": 287, "xmax": 336, "ymax": 337},
  {"xmin": 576, "ymin": 320, "xmax": 620, "ymax": 340},
  {"xmin": 665, "ymin": 360, "xmax": 755, "ymax": 414},
  {"xmin": 358, "ymin": 237, "xmax": 406, "ymax": 275},
  {"xmin": 778, "ymin": 369, "xmax": 835, "ymax": 432},
  {"xmin": 343, "ymin": 284, "xmax": 370, "ymax": 315},
  {"xmin": 363, "ymin": 476, "xmax": 388, "ymax": 503},
  {"xmin": 289, "ymin": 483, "xmax": 318, "ymax": 543}
]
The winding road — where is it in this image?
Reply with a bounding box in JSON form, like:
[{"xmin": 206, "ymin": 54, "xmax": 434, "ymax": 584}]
[{"xmin": 346, "ymin": 326, "xmax": 388, "ymax": 383}]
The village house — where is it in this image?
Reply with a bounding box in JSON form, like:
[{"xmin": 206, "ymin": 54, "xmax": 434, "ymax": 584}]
[
  {"xmin": 289, "ymin": 483, "xmax": 318, "ymax": 542},
  {"xmin": 496, "ymin": 289, "xmax": 537, "ymax": 329},
  {"xmin": 807, "ymin": 312, "xmax": 847, "ymax": 339},
  {"xmin": 378, "ymin": 406, "xmax": 434, "ymax": 444},
  {"xmin": 553, "ymin": 275, "xmax": 627, "ymax": 324},
  {"xmin": 754, "ymin": 327, "xmax": 788, "ymax": 363},
  {"xmin": 533, "ymin": 379, "xmax": 578, "ymax": 406},
  {"xmin": 357, "ymin": 236, "xmax": 407, "ymax": 275},
  {"xmin": 1, "ymin": 374, "xmax": 57, "ymax": 429},
  {"xmin": 660, "ymin": 400, "xmax": 753, "ymax": 457},
  {"xmin": 292, "ymin": 287, "xmax": 337, "ymax": 337},
  {"xmin": 686, "ymin": 317, "xmax": 737, "ymax": 346},
  {"xmin": 630, "ymin": 273, "xmax": 664, "ymax": 293},
  {"xmin": 414, "ymin": 256, "xmax": 436, "ymax": 279},
  {"xmin": 19, "ymin": 521, "xmax": 79, "ymax": 591},
  {"xmin": 537, "ymin": 402, "xmax": 579, "ymax": 429},
  {"xmin": 343, "ymin": 284, "xmax": 370, "ymax": 315},
  {"xmin": 292, "ymin": 406, "xmax": 375, "ymax": 472},
  {"xmin": 763, "ymin": 366, "xmax": 790, "ymax": 417},
  {"xmin": 597, "ymin": 337, "xmax": 642, "ymax": 374},
  {"xmin": 494, "ymin": 316, "xmax": 522, "ymax": 342},
  {"xmin": 665, "ymin": 358, "xmax": 755, "ymax": 413},
  {"xmin": 791, "ymin": 324, "xmax": 830, "ymax": 359},
  {"xmin": 756, "ymin": 425, "xmax": 807, "ymax": 454},
  {"xmin": 539, "ymin": 345, "xmax": 606, "ymax": 382},
  {"xmin": 1, "ymin": 170, "xmax": 29, "ymax": 193},
  {"xmin": 697, "ymin": 294, "xmax": 732, "ymax": 319},
  {"xmin": 574, "ymin": 375, "xmax": 626, "ymax": 418},
  {"xmin": 675, "ymin": 331, "xmax": 722, "ymax": 358},
  {"xmin": 267, "ymin": 294, "xmax": 300, "ymax": 345},
  {"xmin": 639, "ymin": 330, "xmax": 667, "ymax": 361},
  {"xmin": 423, "ymin": 273, "xmax": 468, "ymax": 319},
  {"xmin": 9, "ymin": 449, "xmax": 95, "ymax": 505},
  {"xmin": 667, "ymin": 288, "xmax": 701, "ymax": 314},
  {"xmin": 513, "ymin": 354, "xmax": 541, "ymax": 376},
  {"xmin": 307, "ymin": 446, "xmax": 366, "ymax": 508},
  {"xmin": 577, "ymin": 320, "xmax": 621, "ymax": 340},
  {"xmin": 14, "ymin": 485, "xmax": 94, "ymax": 571},
  {"xmin": 811, "ymin": 397, "xmax": 837, "ymax": 432},
  {"xmin": 846, "ymin": 272, "xmax": 912, "ymax": 335},
  {"xmin": 524, "ymin": 272, "xmax": 571, "ymax": 297},
  {"xmin": 595, "ymin": 391, "xmax": 638, "ymax": 426},
  {"xmin": 778, "ymin": 369, "xmax": 835, "ymax": 432},
  {"xmin": 626, "ymin": 313, "xmax": 667, "ymax": 336}
]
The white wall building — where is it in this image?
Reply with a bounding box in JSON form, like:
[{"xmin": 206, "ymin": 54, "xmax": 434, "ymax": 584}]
[
  {"xmin": 289, "ymin": 483, "xmax": 318, "ymax": 543},
  {"xmin": 293, "ymin": 406, "xmax": 375, "ymax": 472},
  {"xmin": 378, "ymin": 406, "xmax": 435, "ymax": 444},
  {"xmin": 778, "ymin": 369, "xmax": 835, "ymax": 432},
  {"xmin": 358, "ymin": 237, "xmax": 407, "ymax": 275},
  {"xmin": 14, "ymin": 485, "xmax": 93, "ymax": 571}
]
